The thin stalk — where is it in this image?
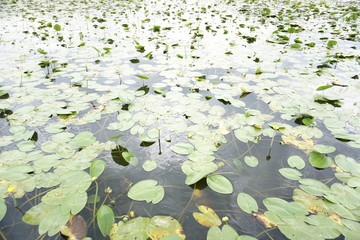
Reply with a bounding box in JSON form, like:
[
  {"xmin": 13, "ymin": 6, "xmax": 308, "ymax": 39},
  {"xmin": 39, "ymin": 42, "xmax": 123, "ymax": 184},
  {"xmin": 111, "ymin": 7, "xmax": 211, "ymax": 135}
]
[
  {"xmin": 177, "ymin": 184, "xmax": 196, "ymax": 221},
  {"xmin": 266, "ymin": 133, "xmax": 276, "ymax": 161},
  {"xmin": 91, "ymin": 180, "xmax": 99, "ymax": 229},
  {"xmin": 157, "ymin": 127, "xmax": 162, "ymax": 155},
  {"xmin": 0, "ymin": 230, "xmax": 8, "ymax": 240}
]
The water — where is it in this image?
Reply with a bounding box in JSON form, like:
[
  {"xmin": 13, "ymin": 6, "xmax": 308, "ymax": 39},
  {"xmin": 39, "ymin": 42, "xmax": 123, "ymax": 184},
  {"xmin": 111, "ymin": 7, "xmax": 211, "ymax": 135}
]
[{"xmin": 0, "ymin": 0, "xmax": 359, "ymax": 239}]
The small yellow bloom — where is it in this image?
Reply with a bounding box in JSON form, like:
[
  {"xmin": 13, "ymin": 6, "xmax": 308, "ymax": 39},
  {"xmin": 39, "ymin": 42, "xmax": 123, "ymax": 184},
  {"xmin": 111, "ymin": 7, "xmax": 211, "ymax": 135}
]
[
  {"xmin": 91, "ymin": 176, "xmax": 97, "ymax": 181},
  {"xmin": 129, "ymin": 211, "xmax": 135, "ymax": 218},
  {"xmin": 156, "ymin": 126, "xmax": 161, "ymax": 130},
  {"xmin": 7, "ymin": 186, "xmax": 15, "ymax": 193},
  {"xmin": 20, "ymin": 72, "xmax": 24, "ymax": 76},
  {"xmin": 104, "ymin": 186, "xmax": 112, "ymax": 194},
  {"xmin": 222, "ymin": 216, "xmax": 229, "ymax": 222},
  {"xmin": 85, "ymin": 77, "xmax": 89, "ymax": 80}
]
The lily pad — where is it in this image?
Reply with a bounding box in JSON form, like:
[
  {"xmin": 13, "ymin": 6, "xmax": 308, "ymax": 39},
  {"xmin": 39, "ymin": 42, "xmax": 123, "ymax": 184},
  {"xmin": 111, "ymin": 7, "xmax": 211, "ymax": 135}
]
[
  {"xmin": 170, "ymin": 143, "xmax": 195, "ymax": 155},
  {"xmin": 97, "ymin": 205, "xmax": 115, "ymax": 237},
  {"xmin": 193, "ymin": 205, "xmax": 221, "ymax": 227},
  {"xmin": 127, "ymin": 180, "xmax": 165, "ymax": 204},
  {"xmin": 237, "ymin": 193, "xmax": 258, "ymax": 214},
  {"xmin": 287, "ymin": 155, "xmax": 305, "ymax": 170},
  {"xmin": 206, "ymin": 175, "xmax": 233, "ymax": 194},
  {"xmin": 308, "ymin": 151, "xmax": 333, "ymax": 169},
  {"xmin": 244, "ymin": 156, "xmax": 258, "ymax": 167}
]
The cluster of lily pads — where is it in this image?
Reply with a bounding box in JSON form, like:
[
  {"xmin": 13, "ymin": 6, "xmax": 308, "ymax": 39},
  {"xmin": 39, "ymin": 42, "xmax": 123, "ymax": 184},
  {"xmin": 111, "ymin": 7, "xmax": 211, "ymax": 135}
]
[{"xmin": 0, "ymin": 0, "xmax": 359, "ymax": 239}]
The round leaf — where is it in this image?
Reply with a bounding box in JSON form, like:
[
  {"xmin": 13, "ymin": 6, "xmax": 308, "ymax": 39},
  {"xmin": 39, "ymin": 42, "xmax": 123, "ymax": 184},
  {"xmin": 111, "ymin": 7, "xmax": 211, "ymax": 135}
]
[
  {"xmin": 313, "ymin": 145, "xmax": 336, "ymax": 154},
  {"xmin": 206, "ymin": 175, "xmax": 233, "ymax": 194},
  {"xmin": 127, "ymin": 180, "xmax": 165, "ymax": 204},
  {"xmin": 308, "ymin": 152, "xmax": 333, "ymax": 169},
  {"xmin": 244, "ymin": 156, "xmax": 258, "ymax": 167},
  {"xmin": 170, "ymin": 143, "xmax": 194, "ymax": 155},
  {"xmin": 90, "ymin": 160, "xmax": 106, "ymax": 178},
  {"xmin": 237, "ymin": 193, "xmax": 258, "ymax": 214},
  {"xmin": 287, "ymin": 155, "xmax": 305, "ymax": 170},
  {"xmin": 142, "ymin": 160, "xmax": 157, "ymax": 172}
]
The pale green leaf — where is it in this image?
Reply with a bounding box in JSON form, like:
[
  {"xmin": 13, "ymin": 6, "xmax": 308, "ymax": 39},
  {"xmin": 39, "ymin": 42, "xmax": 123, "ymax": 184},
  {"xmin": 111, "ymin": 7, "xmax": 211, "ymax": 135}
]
[
  {"xmin": 237, "ymin": 193, "xmax": 258, "ymax": 214},
  {"xmin": 97, "ymin": 205, "xmax": 115, "ymax": 237},
  {"xmin": 206, "ymin": 175, "xmax": 233, "ymax": 194}
]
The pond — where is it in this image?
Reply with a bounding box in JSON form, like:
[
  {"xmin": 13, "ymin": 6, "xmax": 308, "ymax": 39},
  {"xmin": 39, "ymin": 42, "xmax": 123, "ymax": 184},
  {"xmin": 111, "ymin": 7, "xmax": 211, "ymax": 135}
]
[{"xmin": 0, "ymin": 0, "xmax": 360, "ymax": 239}]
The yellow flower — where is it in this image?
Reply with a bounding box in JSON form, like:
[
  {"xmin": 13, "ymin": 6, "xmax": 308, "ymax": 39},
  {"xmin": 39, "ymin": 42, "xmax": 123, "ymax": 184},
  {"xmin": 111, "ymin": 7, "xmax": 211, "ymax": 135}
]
[
  {"xmin": 156, "ymin": 126, "xmax": 161, "ymax": 130},
  {"xmin": 7, "ymin": 186, "xmax": 15, "ymax": 193}
]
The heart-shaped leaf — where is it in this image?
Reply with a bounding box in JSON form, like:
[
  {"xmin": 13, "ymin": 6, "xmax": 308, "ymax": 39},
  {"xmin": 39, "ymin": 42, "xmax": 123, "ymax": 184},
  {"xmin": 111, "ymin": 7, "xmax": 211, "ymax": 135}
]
[{"xmin": 193, "ymin": 205, "xmax": 221, "ymax": 227}]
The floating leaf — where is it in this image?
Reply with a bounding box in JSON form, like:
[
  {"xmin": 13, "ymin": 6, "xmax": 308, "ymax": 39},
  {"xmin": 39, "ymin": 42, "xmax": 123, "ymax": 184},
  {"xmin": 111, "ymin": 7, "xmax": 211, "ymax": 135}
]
[
  {"xmin": 73, "ymin": 131, "xmax": 96, "ymax": 147},
  {"xmin": 128, "ymin": 180, "xmax": 164, "ymax": 204},
  {"xmin": 327, "ymin": 40, "xmax": 337, "ymax": 48},
  {"xmin": 0, "ymin": 200, "xmax": 6, "ymax": 221},
  {"xmin": 313, "ymin": 145, "xmax": 336, "ymax": 154},
  {"xmin": 54, "ymin": 24, "xmax": 62, "ymax": 31},
  {"xmin": 287, "ymin": 155, "xmax": 305, "ymax": 170},
  {"xmin": 308, "ymin": 151, "xmax": 333, "ymax": 169},
  {"xmin": 193, "ymin": 205, "xmax": 221, "ymax": 227},
  {"xmin": 244, "ymin": 156, "xmax": 258, "ymax": 167},
  {"xmin": 38, "ymin": 206, "xmax": 70, "ymax": 236},
  {"xmin": 316, "ymin": 85, "xmax": 333, "ymax": 91},
  {"xmin": 97, "ymin": 205, "xmax": 115, "ymax": 237},
  {"xmin": 160, "ymin": 235, "xmax": 184, "ymax": 240},
  {"xmin": 122, "ymin": 151, "xmax": 138, "ymax": 166},
  {"xmin": 206, "ymin": 175, "xmax": 233, "ymax": 194},
  {"xmin": 90, "ymin": 160, "xmax": 106, "ymax": 178},
  {"xmin": 237, "ymin": 193, "xmax": 258, "ymax": 214},
  {"xmin": 147, "ymin": 216, "xmax": 186, "ymax": 240},
  {"xmin": 142, "ymin": 160, "xmax": 157, "ymax": 172},
  {"xmin": 278, "ymin": 168, "xmax": 302, "ymax": 180},
  {"xmin": 263, "ymin": 198, "xmax": 293, "ymax": 218},
  {"xmin": 4, "ymin": 164, "xmax": 35, "ymax": 181},
  {"xmin": 135, "ymin": 74, "xmax": 149, "ymax": 79},
  {"xmin": 252, "ymin": 213, "xmax": 277, "ymax": 228},
  {"xmin": 170, "ymin": 143, "xmax": 194, "ymax": 155},
  {"xmin": 110, "ymin": 217, "xmax": 150, "ymax": 240},
  {"xmin": 182, "ymin": 161, "xmax": 218, "ymax": 185}
]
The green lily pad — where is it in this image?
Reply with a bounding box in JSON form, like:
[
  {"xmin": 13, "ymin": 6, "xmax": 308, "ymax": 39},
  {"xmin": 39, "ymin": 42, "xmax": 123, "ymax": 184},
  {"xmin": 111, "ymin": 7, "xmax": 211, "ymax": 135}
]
[
  {"xmin": 97, "ymin": 205, "xmax": 115, "ymax": 237},
  {"xmin": 287, "ymin": 155, "xmax": 305, "ymax": 170},
  {"xmin": 127, "ymin": 180, "xmax": 165, "ymax": 204},
  {"xmin": 73, "ymin": 131, "xmax": 96, "ymax": 147},
  {"xmin": 313, "ymin": 145, "xmax": 336, "ymax": 154},
  {"xmin": 170, "ymin": 143, "xmax": 194, "ymax": 155},
  {"xmin": 237, "ymin": 193, "xmax": 258, "ymax": 214},
  {"xmin": 308, "ymin": 151, "xmax": 333, "ymax": 169},
  {"xmin": 142, "ymin": 160, "xmax": 157, "ymax": 172},
  {"xmin": 90, "ymin": 160, "xmax": 106, "ymax": 178},
  {"xmin": 110, "ymin": 217, "xmax": 150, "ymax": 240},
  {"xmin": 244, "ymin": 156, "xmax": 258, "ymax": 167},
  {"xmin": 278, "ymin": 168, "xmax": 302, "ymax": 180},
  {"xmin": 206, "ymin": 175, "xmax": 233, "ymax": 194}
]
